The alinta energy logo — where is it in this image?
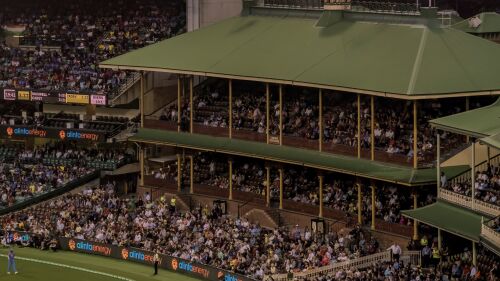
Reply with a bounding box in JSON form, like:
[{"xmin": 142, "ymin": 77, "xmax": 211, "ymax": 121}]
[
  {"xmin": 171, "ymin": 258, "xmax": 178, "ymax": 271},
  {"xmin": 72, "ymin": 240, "xmax": 112, "ymax": 256},
  {"xmin": 11, "ymin": 232, "xmax": 29, "ymax": 242},
  {"xmin": 121, "ymin": 248, "xmax": 129, "ymax": 260},
  {"xmin": 121, "ymin": 249, "xmax": 160, "ymax": 265},
  {"xmin": 172, "ymin": 259, "xmax": 210, "ymax": 278},
  {"xmin": 7, "ymin": 127, "xmax": 47, "ymax": 137},
  {"xmin": 63, "ymin": 130, "xmax": 99, "ymax": 141},
  {"xmin": 68, "ymin": 239, "xmax": 76, "ymax": 251},
  {"xmin": 223, "ymin": 273, "xmax": 245, "ymax": 281}
]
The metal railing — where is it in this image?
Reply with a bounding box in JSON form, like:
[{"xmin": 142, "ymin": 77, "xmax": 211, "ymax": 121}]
[
  {"xmin": 481, "ymin": 217, "xmax": 500, "ymax": 248},
  {"xmin": 260, "ymin": 0, "xmax": 419, "ymax": 14},
  {"xmin": 265, "ymin": 250, "xmax": 420, "ymax": 281},
  {"xmin": 109, "ymin": 72, "xmax": 141, "ymax": 102}
]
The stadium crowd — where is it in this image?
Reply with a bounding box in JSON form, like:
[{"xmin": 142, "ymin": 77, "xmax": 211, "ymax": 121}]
[
  {"xmin": 149, "ymin": 152, "xmax": 433, "ymax": 229},
  {"xmin": 0, "ymin": 0, "xmax": 185, "ymax": 94},
  {"xmin": 157, "ymin": 83, "xmax": 484, "ymax": 163},
  {"xmin": 446, "ymin": 164, "xmax": 499, "ymax": 206},
  {"xmin": 1, "ymin": 184, "xmax": 381, "ymax": 279},
  {"xmin": 0, "ymin": 161, "xmax": 93, "ymax": 208}
]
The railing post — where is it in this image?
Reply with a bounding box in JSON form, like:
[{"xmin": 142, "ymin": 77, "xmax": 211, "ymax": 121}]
[{"xmin": 177, "ymin": 75, "xmax": 182, "ymax": 132}]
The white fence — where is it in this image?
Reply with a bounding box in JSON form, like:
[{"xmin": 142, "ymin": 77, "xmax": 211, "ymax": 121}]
[
  {"xmin": 265, "ymin": 251, "xmax": 420, "ymax": 281},
  {"xmin": 439, "ymin": 188, "xmax": 500, "ymax": 217},
  {"xmin": 482, "ymin": 221, "xmax": 500, "ymax": 248}
]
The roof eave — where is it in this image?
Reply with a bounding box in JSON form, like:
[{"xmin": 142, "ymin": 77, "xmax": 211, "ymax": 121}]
[{"xmin": 99, "ymin": 63, "xmax": 500, "ymax": 100}]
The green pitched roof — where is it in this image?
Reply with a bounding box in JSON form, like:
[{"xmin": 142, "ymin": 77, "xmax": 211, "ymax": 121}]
[
  {"xmin": 129, "ymin": 128, "xmax": 469, "ymax": 186},
  {"xmin": 101, "ymin": 12, "xmax": 500, "ymax": 98},
  {"xmin": 429, "ymin": 97, "xmax": 500, "ymax": 138},
  {"xmin": 402, "ymin": 200, "xmax": 484, "ymax": 241},
  {"xmin": 481, "ymin": 133, "xmax": 500, "ymax": 150},
  {"xmin": 452, "ymin": 12, "xmax": 500, "ymax": 34}
]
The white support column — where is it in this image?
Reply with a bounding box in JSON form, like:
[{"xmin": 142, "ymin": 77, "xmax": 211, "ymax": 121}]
[
  {"xmin": 471, "ymin": 141, "xmax": 476, "ymax": 209},
  {"xmin": 437, "ymin": 132, "xmax": 441, "ymax": 197}
]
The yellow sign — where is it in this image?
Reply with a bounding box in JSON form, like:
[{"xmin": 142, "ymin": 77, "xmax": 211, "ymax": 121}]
[
  {"xmin": 65, "ymin": 93, "xmax": 89, "ymax": 104},
  {"xmin": 18, "ymin": 91, "xmax": 30, "ymax": 100}
]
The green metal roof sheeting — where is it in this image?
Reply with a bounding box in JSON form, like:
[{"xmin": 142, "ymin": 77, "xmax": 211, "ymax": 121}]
[
  {"xmin": 429, "ymin": 97, "xmax": 500, "ymax": 137},
  {"xmin": 101, "ymin": 14, "xmax": 500, "ymax": 96},
  {"xmin": 129, "ymin": 128, "xmax": 469, "ymax": 185},
  {"xmin": 453, "ymin": 12, "xmax": 500, "ymax": 34},
  {"xmin": 402, "ymin": 200, "xmax": 484, "ymax": 242},
  {"xmin": 481, "ymin": 133, "xmax": 500, "ymax": 150}
]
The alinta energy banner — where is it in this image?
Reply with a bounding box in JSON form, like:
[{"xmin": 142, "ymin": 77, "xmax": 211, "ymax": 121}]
[
  {"xmin": 0, "ymin": 125, "xmax": 104, "ymax": 142},
  {"xmin": 59, "ymin": 237, "xmax": 255, "ymax": 281}
]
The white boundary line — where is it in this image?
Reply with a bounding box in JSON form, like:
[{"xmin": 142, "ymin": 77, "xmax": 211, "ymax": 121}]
[{"xmin": 0, "ymin": 254, "xmax": 136, "ymax": 281}]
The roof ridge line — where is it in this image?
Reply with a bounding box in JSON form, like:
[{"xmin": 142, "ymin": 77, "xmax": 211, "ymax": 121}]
[{"xmin": 406, "ymin": 27, "xmax": 428, "ymax": 95}]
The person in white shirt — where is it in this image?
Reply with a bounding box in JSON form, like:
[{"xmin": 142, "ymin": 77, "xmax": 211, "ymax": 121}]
[{"xmin": 387, "ymin": 242, "xmax": 402, "ymax": 262}]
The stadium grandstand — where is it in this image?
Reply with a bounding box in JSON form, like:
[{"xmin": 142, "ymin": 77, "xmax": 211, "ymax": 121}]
[{"xmin": 0, "ymin": 0, "xmax": 499, "ymax": 281}]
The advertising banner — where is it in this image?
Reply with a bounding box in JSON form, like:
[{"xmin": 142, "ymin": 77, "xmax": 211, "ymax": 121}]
[
  {"xmin": 5, "ymin": 231, "xmax": 34, "ymax": 243},
  {"xmin": 0, "ymin": 88, "xmax": 107, "ymax": 106},
  {"xmin": 0, "ymin": 125, "xmax": 105, "ymax": 142},
  {"xmin": 59, "ymin": 237, "xmax": 255, "ymax": 281}
]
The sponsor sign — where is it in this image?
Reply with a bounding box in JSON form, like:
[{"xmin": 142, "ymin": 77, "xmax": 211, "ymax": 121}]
[
  {"xmin": 3, "ymin": 89, "xmax": 16, "ymax": 100},
  {"xmin": 59, "ymin": 238, "xmax": 254, "ymax": 281},
  {"xmin": 91, "ymin": 94, "xmax": 107, "ymax": 105},
  {"xmin": 60, "ymin": 130, "xmax": 100, "ymax": 141},
  {"xmin": 6, "ymin": 231, "xmax": 32, "ymax": 243},
  {"xmin": 66, "ymin": 93, "xmax": 90, "ymax": 104},
  {"xmin": 0, "ymin": 88, "xmax": 106, "ymax": 105},
  {"xmin": 67, "ymin": 239, "xmax": 112, "ymax": 256},
  {"xmin": 6, "ymin": 127, "xmax": 48, "ymax": 138},
  {"xmin": 17, "ymin": 90, "xmax": 30, "ymax": 100},
  {"xmin": 0, "ymin": 125, "xmax": 104, "ymax": 142}
]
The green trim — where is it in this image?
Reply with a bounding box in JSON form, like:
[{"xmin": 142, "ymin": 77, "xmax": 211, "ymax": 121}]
[
  {"xmin": 129, "ymin": 128, "xmax": 469, "ymax": 186},
  {"xmin": 402, "ymin": 200, "xmax": 485, "ymax": 242}
]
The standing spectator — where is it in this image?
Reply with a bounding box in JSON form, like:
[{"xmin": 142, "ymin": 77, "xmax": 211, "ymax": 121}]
[{"xmin": 388, "ymin": 242, "xmax": 402, "ymax": 262}]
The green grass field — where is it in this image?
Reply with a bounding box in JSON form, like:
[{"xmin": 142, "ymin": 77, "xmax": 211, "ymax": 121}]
[{"xmin": 0, "ymin": 247, "xmax": 200, "ymax": 281}]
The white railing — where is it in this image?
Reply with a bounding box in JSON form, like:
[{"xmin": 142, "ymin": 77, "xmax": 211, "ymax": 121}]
[
  {"xmin": 481, "ymin": 223, "xmax": 500, "ymax": 248},
  {"xmin": 439, "ymin": 188, "xmax": 500, "ymax": 217},
  {"xmin": 265, "ymin": 250, "xmax": 420, "ymax": 281},
  {"xmin": 475, "ymin": 200, "xmax": 500, "ymax": 218},
  {"xmin": 439, "ymin": 188, "xmax": 473, "ymax": 209}
]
